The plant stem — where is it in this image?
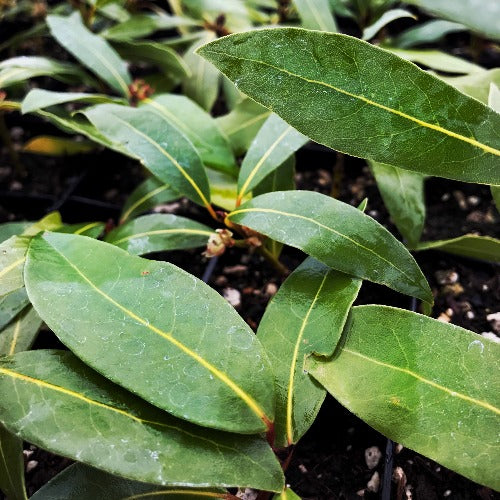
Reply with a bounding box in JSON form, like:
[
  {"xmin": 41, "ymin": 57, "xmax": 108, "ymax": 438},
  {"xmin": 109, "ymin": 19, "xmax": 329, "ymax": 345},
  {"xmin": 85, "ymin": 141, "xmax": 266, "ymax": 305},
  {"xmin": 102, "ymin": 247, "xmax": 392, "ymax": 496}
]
[{"xmin": 258, "ymin": 245, "xmax": 289, "ymax": 275}]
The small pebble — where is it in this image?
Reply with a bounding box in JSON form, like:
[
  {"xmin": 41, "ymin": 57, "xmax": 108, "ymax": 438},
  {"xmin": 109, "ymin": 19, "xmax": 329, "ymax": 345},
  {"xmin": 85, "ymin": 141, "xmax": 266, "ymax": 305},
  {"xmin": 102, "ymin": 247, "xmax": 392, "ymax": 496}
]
[
  {"xmin": 26, "ymin": 460, "xmax": 38, "ymax": 473},
  {"xmin": 298, "ymin": 464, "xmax": 308, "ymax": 474},
  {"xmin": 222, "ymin": 265, "xmax": 247, "ymax": 275},
  {"xmin": 466, "ymin": 311, "xmax": 475, "ymax": 319},
  {"xmin": 214, "ymin": 275, "xmax": 227, "ymax": 286},
  {"xmin": 481, "ymin": 332, "xmax": 500, "ymax": 343},
  {"xmin": 435, "ymin": 270, "xmax": 459, "ymax": 285},
  {"xmin": 367, "ymin": 471, "xmax": 380, "ymax": 493},
  {"xmin": 223, "ymin": 288, "xmax": 241, "ymax": 308},
  {"xmin": 443, "ymin": 490, "xmax": 452, "ymax": 497},
  {"xmin": 265, "ymin": 282, "xmax": 278, "ymax": 296},
  {"xmin": 395, "ymin": 443, "xmax": 404, "ymax": 454},
  {"xmin": 356, "ymin": 489, "xmax": 365, "ymax": 497},
  {"xmin": 365, "ymin": 446, "xmax": 382, "ymax": 469},
  {"xmin": 437, "ymin": 312, "xmax": 451, "ymax": 323},
  {"xmin": 441, "ymin": 193, "xmax": 450, "ymax": 201},
  {"xmin": 23, "ymin": 450, "xmax": 34, "ymax": 459},
  {"xmin": 486, "ymin": 312, "xmax": 500, "ymax": 333},
  {"xmin": 236, "ymin": 488, "xmax": 258, "ymax": 500},
  {"xmin": 467, "ymin": 195, "xmax": 480, "ymax": 206}
]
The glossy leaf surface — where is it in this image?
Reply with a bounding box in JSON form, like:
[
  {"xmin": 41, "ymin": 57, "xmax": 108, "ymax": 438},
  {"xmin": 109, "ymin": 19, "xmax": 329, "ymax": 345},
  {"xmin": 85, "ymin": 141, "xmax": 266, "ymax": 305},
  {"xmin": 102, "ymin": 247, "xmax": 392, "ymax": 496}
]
[
  {"xmin": 362, "ymin": 9, "xmax": 416, "ymax": 41},
  {"xmin": 370, "ymin": 161, "xmax": 425, "ymax": 247},
  {"xmin": 199, "ymin": 29, "xmax": 500, "ymax": 184},
  {"xmin": 105, "ymin": 214, "xmax": 212, "ymax": 255},
  {"xmin": 143, "ymin": 95, "xmax": 236, "ymax": 174},
  {"xmin": 258, "ymin": 258, "xmax": 361, "ymax": 447},
  {"xmin": 121, "ymin": 177, "xmax": 179, "ymax": 223},
  {"xmin": 393, "ymin": 20, "xmax": 466, "ymax": 49},
  {"xmin": 0, "ymin": 424, "xmax": 25, "ymax": 500},
  {"xmin": 238, "ymin": 114, "xmax": 307, "ymax": 201},
  {"xmin": 0, "ymin": 237, "xmax": 29, "ymax": 298},
  {"xmin": 0, "ymin": 289, "xmax": 29, "ymax": 331},
  {"xmin": 309, "ymin": 305, "xmax": 500, "ymax": 490},
  {"xmin": 21, "ymin": 89, "xmax": 124, "ymax": 114},
  {"xmin": 415, "ymin": 235, "xmax": 500, "ymax": 262},
  {"xmin": 57, "ymin": 222, "xmax": 105, "ymax": 239},
  {"xmin": 84, "ymin": 105, "xmax": 211, "ymax": 208},
  {"xmin": 216, "ymin": 99, "xmax": 271, "ymax": 156},
  {"xmin": 206, "ymin": 169, "xmax": 248, "ymax": 212},
  {"xmin": 30, "ymin": 463, "xmax": 227, "ymax": 499},
  {"xmin": 0, "ymin": 223, "xmax": 30, "ymax": 244},
  {"xmin": 0, "ymin": 351, "xmax": 283, "ymax": 490},
  {"xmin": 293, "ymin": 0, "xmax": 337, "ymax": 32},
  {"xmin": 405, "ymin": 0, "xmax": 500, "ymax": 40},
  {"xmin": 227, "ymin": 191, "xmax": 432, "ymax": 303},
  {"xmin": 47, "ymin": 13, "xmax": 131, "ymax": 96},
  {"xmin": 0, "ymin": 306, "xmax": 42, "ymax": 356},
  {"xmin": 25, "ymin": 232, "xmax": 275, "ymax": 433}
]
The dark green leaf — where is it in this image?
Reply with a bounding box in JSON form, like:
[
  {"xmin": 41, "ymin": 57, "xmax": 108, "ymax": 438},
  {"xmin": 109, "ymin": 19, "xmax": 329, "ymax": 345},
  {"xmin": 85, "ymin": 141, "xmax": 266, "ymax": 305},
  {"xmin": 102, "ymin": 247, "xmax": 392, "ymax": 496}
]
[
  {"xmin": 0, "ymin": 289, "xmax": 29, "ymax": 331},
  {"xmin": 258, "ymin": 258, "xmax": 361, "ymax": 447},
  {"xmin": 227, "ymin": 191, "xmax": 432, "ymax": 303},
  {"xmin": 30, "ymin": 463, "xmax": 227, "ymax": 499},
  {"xmin": 0, "ymin": 237, "xmax": 29, "ymax": 298},
  {"xmin": 83, "ymin": 104, "xmax": 212, "ymax": 209},
  {"xmin": 198, "ymin": 29, "xmax": 500, "ymax": 184},
  {"xmin": 309, "ymin": 305, "xmax": 500, "ymax": 490},
  {"xmin": 0, "ymin": 223, "xmax": 30, "ymax": 244},
  {"xmin": 47, "ymin": 13, "xmax": 131, "ymax": 96},
  {"xmin": 105, "ymin": 214, "xmax": 212, "ymax": 255},
  {"xmin": 415, "ymin": 235, "xmax": 500, "ymax": 262},
  {"xmin": 143, "ymin": 94, "xmax": 236, "ymax": 174},
  {"xmin": 0, "ymin": 306, "xmax": 42, "ymax": 356},
  {"xmin": 393, "ymin": 20, "xmax": 467, "ymax": 49},
  {"xmin": 121, "ymin": 177, "xmax": 179, "ymax": 224},
  {"xmin": 369, "ymin": 161, "xmax": 425, "ymax": 247},
  {"xmin": 25, "ymin": 232, "xmax": 275, "ymax": 433},
  {"xmin": 492, "ymin": 186, "xmax": 500, "ymax": 211},
  {"xmin": 56, "ymin": 222, "xmax": 105, "ymax": 239},
  {"xmin": 238, "ymin": 114, "xmax": 307, "ymax": 202},
  {"xmin": 0, "ymin": 424, "xmax": 26, "ymax": 500},
  {"xmin": 0, "ymin": 350, "xmax": 284, "ymax": 491}
]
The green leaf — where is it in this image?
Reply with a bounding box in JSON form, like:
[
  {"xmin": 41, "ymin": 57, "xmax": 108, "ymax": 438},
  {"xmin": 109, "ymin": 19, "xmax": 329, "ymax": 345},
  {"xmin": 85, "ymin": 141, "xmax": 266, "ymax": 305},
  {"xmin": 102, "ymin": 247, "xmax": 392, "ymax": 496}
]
[
  {"xmin": 216, "ymin": 99, "xmax": 271, "ymax": 156},
  {"xmin": 47, "ymin": 13, "xmax": 132, "ymax": 96},
  {"xmin": 0, "ymin": 424, "xmax": 26, "ymax": 500},
  {"xmin": 0, "ymin": 289, "xmax": 29, "ymax": 331},
  {"xmin": 183, "ymin": 32, "xmax": 220, "ymax": 111},
  {"xmin": 393, "ymin": 20, "xmax": 467, "ymax": 49},
  {"xmin": 227, "ymin": 191, "xmax": 432, "ymax": 303},
  {"xmin": 439, "ymin": 69, "xmax": 500, "ymax": 105},
  {"xmin": 112, "ymin": 40, "xmax": 190, "ymax": 81},
  {"xmin": 492, "ymin": 186, "xmax": 500, "ymax": 211},
  {"xmin": 25, "ymin": 232, "xmax": 275, "ymax": 433},
  {"xmin": 273, "ymin": 487, "xmax": 301, "ymax": 500},
  {"xmin": 21, "ymin": 89, "xmax": 125, "ymax": 114},
  {"xmin": 0, "ymin": 237, "xmax": 29, "ymax": 298},
  {"xmin": 198, "ymin": 29, "xmax": 500, "ymax": 185},
  {"xmin": 369, "ymin": 161, "xmax": 425, "ymax": 247},
  {"xmin": 143, "ymin": 94, "xmax": 236, "ymax": 175},
  {"xmin": 258, "ymin": 258, "xmax": 361, "ymax": 447},
  {"xmin": 56, "ymin": 222, "xmax": 105, "ymax": 239},
  {"xmin": 362, "ymin": 9, "xmax": 416, "ymax": 41},
  {"xmin": 0, "ymin": 350, "xmax": 284, "ymax": 491},
  {"xmin": 102, "ymin": 13, "xmax": 199, "ymax": 41},
  {"xmin": 292, "ymin": 0, "xmax": 337, "ymax": 32},
  {"xmin": 83, "ymin": 104, "xmax": 212, "ymax": 210},
  {"xmin": 0, "ymin": 306, "xmax": 42, "ymax": 356},
  {"xmin": 308, "ymin": 305, "xmax": 500, "ymax": 491},
  {"xmin": 105, "ymin": 214, "xmax": 212, "ymax": 255},
  {"xmin": 22, "ymin": 212, "xmax": 63, "ymax": 237},
  {"xmin": 238, "ymin": 114, "xmax": 307, "ymax": 203},
  {"xmin": 415, "ymin": 235, "xmax": 500, "ymax": 262},
  {"xmin": 0, "ymin": 56, "xmax": 90, "ymax": 89},
  {"xmin": 121, "ymin": 177, "xmax": 179, "ymax": 224},
  {"xmin": 405, "ymin": 0, "xmax": 500, "ymax": 41},
  {"xmin": 30, "ymin": 464, "xmax": 228, "ymax": 500},
  {"xmin": 0, "ymin": 223, "xmax": 30, "ymax": 244},
  {"xmin": 206, "ymin": 169, "xmax": 248, "ymax": 212},
  {"xmin": 23, "ymin": 136, "xmax": 96, "ymax": 156},
  {"xmin": 386, "ymin": 47, "xmax": 485, "ymax": 75},
  {"xmin": 489, "ymin": 82, "xmax": 500, "ymax": 112}
]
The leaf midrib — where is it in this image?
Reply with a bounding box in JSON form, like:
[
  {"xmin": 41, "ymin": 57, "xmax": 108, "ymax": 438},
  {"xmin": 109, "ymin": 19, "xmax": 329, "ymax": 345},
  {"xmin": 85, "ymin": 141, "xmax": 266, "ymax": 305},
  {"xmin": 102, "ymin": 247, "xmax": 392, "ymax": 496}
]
[
  {"xmin": 110, "ymin": 228, "xmax": 212, "ymax": 246},
  {"xmin": 46, "ymin": 244, "xmax": 271, "ymax": 427},
  {"xmin": 342, "ymin": 348, "xmax": 500, "ymax": 415},
  {"xmin": 202, "ymin": 49, "xmax": 500, "ymax": 157}
]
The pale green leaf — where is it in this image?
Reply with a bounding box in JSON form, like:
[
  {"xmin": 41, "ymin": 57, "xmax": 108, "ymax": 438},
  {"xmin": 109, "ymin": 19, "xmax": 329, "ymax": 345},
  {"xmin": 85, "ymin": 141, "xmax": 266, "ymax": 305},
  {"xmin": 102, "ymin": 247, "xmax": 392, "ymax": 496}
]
[
  {"xmin": 0, "ymin": 289, "xmax": 29, "ymax": 331},
  {"xmin": 227, "ymin": 191, "xmax": 432, "ymax": 303},
  {"xmin": 415, "ymin": 235, "xmax": 500, "ymax": 262},
  {"xmin": 293, "ymin": 0, "xmax": 337, "ymax": 32},
  {"xmin": 0, "ymin": 350, "xmax": 284, "ymax": 491},
  {"xmin": 258, "ymin": 258, "xmax": 361, "ymax": 447},
  {"xmin": 272, "ymin": 487, "xmax": 301, "ymax": 500},
  {"xmin": 56, "ymin": 222, "xmax": 105, "ymax": 239},
  {"xmin": 142, "ymin": 94, "xmax": 236, "ymax": 175},
  {"xmin": 0, "ymin": 223, "xmax": 30, "ymax": 244},
  {"xmin": 405, "ymin": 0, "xmax": 500, "ymax": 41},
  {"xmin": 47, "ymin": 13, "xmax": 132, "ymax": 96},
  {"xmin": 0, "ymin": 237, "xmax": 29, "ymax": 298},
  {"xmin": 393, "ymin": 20, "xmax": 467, "ymax": 49},
  {"xmin": 439, "ymin": 69, "xmax": 500, "ymax": 105},
  {"xmin": 207, "ymin": 169, "xmax": 248, "ymax": 212},
  {"xmin": 369, "ymin": 161, "xmax": 425, "ymax": 247},
  {"xmin": 23, "ymin": 136, "xmax": 96, "ymax": 156},
  {"xmin": 183, "ymin": 32, "xmax": 220, "ymax": 111},
  {"xmin": 21, "ymin": 89, "xmax": 125, "ymax": 114},
  {"xmin": 83, "ymin": 104, "xmax": 212, "ymax": 209},
  {"xmin": 105, "ymin": 214, "xmax": 212, "ymax": 255},
  {"xmin": 309, "ymin": 305, "xmax": 500, "ymax": 490},
  {"xmin": 238, "ymin": 114, "xmax": 307, "ymax": 202},
  {"xmin": 0, "ymin": 424, "xmax": 26, "ymax": 500},
  {"xmin": 121, "ymin": 177, "xmax": 180, "ymax": 224},
  {"xmin": 362, "ymin": 9, "xmax": 416, "ymax": 41},
  {"xmin": 216, "ymin": 99, "xmax": 271, "ymax": 156},
  {"xmin": 30, "ymin": 463, "xmax": 227, "ymax": 499},
  {"xmin": 199, "ymin": 29, "xmax": 500, "ymax": 185},
  {"xmin": 0, "ymin": 306, "xmax": 42, "ymax": 356},
  {"xmin": 25, "ymin": 232, "xmax": 275, "ymax": 434},
  {"xmin": 492, "ymin": 186, "xmax": 500, "ymax": 211}
]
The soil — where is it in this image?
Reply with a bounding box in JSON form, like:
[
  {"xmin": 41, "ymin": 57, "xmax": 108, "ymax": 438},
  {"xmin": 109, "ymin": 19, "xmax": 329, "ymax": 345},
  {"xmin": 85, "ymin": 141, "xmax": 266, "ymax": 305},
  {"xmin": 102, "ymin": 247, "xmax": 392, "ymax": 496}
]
[{"xmin": 1, "ymin": 7, "xmax": 499, "ymax": 500}]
